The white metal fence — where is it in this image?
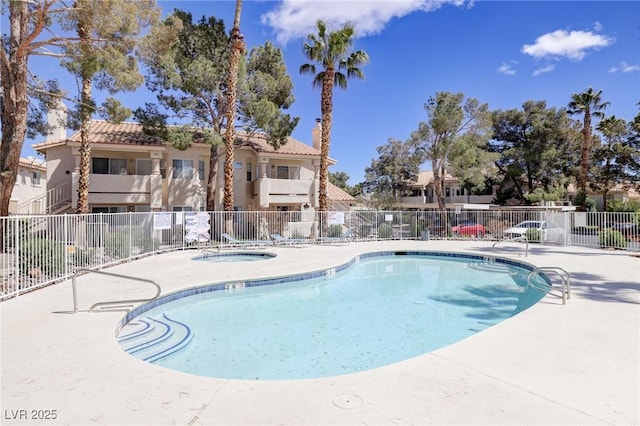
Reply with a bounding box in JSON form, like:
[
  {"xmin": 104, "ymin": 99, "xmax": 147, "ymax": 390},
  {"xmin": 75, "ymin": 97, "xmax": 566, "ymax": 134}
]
[{"xmin": 1, "ymin": 209, "xmax": 638, "ymax": 300}]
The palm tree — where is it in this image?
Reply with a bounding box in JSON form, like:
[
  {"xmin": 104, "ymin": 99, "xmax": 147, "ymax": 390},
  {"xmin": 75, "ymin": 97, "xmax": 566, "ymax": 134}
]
[
  {"xmin": 223, "ymin": 0, "xmax": 244, "ymax": 214},
  {"xmin": 568, "ymin": 87, "xmax": 610, "ymax": 206},
  {"xmin": 75, "ymin": 0, "xmax": 93, "ymax": 214},
  {"xmin": 300, "ymin": 20, "xmax": 368, "ymax": 212}
]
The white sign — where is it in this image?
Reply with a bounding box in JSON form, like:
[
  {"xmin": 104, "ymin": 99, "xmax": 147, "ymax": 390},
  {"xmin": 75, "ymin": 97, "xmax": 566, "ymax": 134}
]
[
  {"xmin": 385, "ymin": 214, "xmax": 393, "ymax": 222},
  {"xmin": 327, "ymin": 211, "xmax": 345, "ymax": 225},
  {"xmin": 153, "ymin": 212, "xmax": 172, "ymax": 230},
  {"xmin": 185, "ymin": 212, "xmax": 210, "ymax": 243}
]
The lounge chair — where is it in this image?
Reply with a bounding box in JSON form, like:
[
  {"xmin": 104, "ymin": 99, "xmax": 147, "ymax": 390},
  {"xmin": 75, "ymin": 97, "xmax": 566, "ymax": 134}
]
[
  {"xmin": 270, "ymin": 233, "xmax": 314, "ymax": 246},
  {"xmin": 316, "ymin": 227, "xmax": 355, "ymax": 245},
  {"xmin": 221, "ymin": 233, "xmax": 271, "ymax": 249}
]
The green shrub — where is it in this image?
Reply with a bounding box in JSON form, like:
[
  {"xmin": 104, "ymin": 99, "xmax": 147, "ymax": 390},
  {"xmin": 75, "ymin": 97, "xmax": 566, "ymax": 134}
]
[
  {"xmin": 599, "ymin": 229, "xmax": 627, "ymax": 249},
  {"xmin": 358, "ymin": 224, "xmax": 371, "ymax": 239},
  {"xmin": 142, "ymin": 236, "xmax": 160, "ymax": 253},
  {"xmin": 327, "ymin": 224, "xmax": 343, "ymax": 237},
  {"xmin": 525, "ymin": 228, "xmax": 541, "ymax": 242},
  {"xmin": 71, "ymin": 248, "xmax": 95, "ymax": 267},
  {"xmin": 104, "ymin": 233, "xmax": 131, "ymax": 258},
  {"xmin": 18, "ymin": 238, "xmax": 66, "ymax": 277},
  {"xmin": 607, "ymin": 199, "xmax": 640, "ymax": 213},
  {"xmin": 378, "ymin": 223, "xmax": 393, "ymax": 239},
  {"xmin": 2, "ymin": 219, "xmax": 30, "ymax": 250}
]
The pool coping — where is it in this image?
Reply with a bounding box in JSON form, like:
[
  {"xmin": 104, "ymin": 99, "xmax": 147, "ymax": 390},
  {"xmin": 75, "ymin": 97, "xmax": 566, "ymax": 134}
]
[{"xmin": 1, "ymin": 240, "xmax": 638, "ymax": 425}]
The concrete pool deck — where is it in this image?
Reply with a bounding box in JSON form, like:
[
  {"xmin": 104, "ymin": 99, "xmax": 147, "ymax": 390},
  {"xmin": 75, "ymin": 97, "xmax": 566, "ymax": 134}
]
[{"xmin": 1, "ymin": 240, "xmax": 638, "ymax": 425}]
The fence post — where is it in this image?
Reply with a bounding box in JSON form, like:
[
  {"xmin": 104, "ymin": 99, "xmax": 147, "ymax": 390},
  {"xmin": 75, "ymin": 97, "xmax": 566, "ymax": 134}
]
[
  {"xmin": 13, "ymin": 217, "xmax": 19, "ymax": 297},
  {"xmin": 64, "ymin": 214, "xmax": 69, "ymax": 278},
  {"xmin": 129, "ymin": 211, "xmax": 133, "ymax": 260}
]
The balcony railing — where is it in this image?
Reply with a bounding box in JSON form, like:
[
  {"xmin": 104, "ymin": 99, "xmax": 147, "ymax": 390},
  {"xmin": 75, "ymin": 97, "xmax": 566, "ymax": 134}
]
[
  {"xmin": 253, "ymin": 178, "xmax": 314, "ymax": 206},
  {"xmin": 400, "ymin": 194, "xmax": 495, "ymax": 206},
  {"xmin": 88, "ymin": 174, "xmax": 151, "ymax": 204}
]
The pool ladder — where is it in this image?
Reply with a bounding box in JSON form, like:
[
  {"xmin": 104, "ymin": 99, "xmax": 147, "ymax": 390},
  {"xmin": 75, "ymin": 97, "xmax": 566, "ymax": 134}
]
[
  {"xmin": 527, "ymin": 267, "xmax": 571, "ymax": 304},
  {"xmin": 72, "ymin": 269, "xmax": 161, "ymax": 313}
]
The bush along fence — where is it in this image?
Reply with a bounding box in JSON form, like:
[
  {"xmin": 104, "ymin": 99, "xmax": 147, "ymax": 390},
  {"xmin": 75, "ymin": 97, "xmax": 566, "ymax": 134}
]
[{"xmin": 1, "ymin": 209, "xmax": 638, "ymax": 300}]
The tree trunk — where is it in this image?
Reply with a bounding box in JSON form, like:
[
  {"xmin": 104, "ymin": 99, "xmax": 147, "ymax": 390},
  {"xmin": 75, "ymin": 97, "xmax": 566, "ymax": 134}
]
[
  {"xmin": 319, "ymin": 69, "xmax": 335, "ymax": 212},
  {"xmin": 75, "ymin": 1, "xmax": 93, "ymax": 214},
  {"xmin": 0, "ymin": 1, "xmax": 32, "ymax": 251},
  {"xmin": 76, "ymin": 76, "xmax": 93, "ymax": 213},
  {"xmin": 432, "ymin": 159, "xmax": 446, "ymax": 211},
  {"xmin": 0, "ymin": 1, "xmax": 31, "ymax": 219},
  {"xmin": 223, "ymin": 0, "xmax": 244, "ymax": 215},
  {"xmin": 206, "ymin": 144, "xmax": 219, "ymax": 211},
  {"xmin": 579, "ymin": 112, "xmax": 592, "ymax": 196}
]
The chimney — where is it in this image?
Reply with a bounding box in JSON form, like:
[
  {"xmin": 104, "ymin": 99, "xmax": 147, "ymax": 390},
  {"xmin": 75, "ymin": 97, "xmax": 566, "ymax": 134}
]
[
  {"xmin": 47, "ymin": 99, "xmax": 67, "ymax": 141},
  {"xmin": 311, "ymin": 118, "xmax": 321, "ymax": 150}
]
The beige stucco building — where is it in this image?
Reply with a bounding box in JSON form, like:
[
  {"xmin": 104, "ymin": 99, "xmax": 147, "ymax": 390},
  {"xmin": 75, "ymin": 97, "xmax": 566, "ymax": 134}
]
[
  {"xmin": 33, "ymin": 118, "xmax": 354, "ymax": 213},
  {"xmin": 399, "ymin": 171, "xmax": 496, "ymax": 209},
  {"xmin": 9, "ymin": 157, "xmax": 48, "ymax": 214}
]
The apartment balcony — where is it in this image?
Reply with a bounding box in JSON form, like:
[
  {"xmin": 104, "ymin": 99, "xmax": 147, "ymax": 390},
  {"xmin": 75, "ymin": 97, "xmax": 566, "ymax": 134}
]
[
  {"xmin": 87, "ymin": 174, "xmax": 151, "ymax": 204},
  {"xmin": 253, "ymin": 178, "xmax": 314, "ymax": 207},
  {"xmin": 400, "ymin": 194, "xmax": 495, "ymax": 207}
]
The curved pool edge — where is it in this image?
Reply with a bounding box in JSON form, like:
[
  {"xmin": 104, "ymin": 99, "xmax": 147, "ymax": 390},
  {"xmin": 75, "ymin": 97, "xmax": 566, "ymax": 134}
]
[
  {"xmin": 3, "ymin": 240, "xmax": 637, "ymax": 426},
  {"xmin": 115, "ymin": 249, "xmax": 546, "ymax": 338}
]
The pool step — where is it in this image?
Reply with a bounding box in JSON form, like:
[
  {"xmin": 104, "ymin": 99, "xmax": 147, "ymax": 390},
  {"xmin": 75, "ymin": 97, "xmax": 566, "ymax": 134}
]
[{"xmin": 118, "ymin": 314, "xmax": 193, "ymax": 363}]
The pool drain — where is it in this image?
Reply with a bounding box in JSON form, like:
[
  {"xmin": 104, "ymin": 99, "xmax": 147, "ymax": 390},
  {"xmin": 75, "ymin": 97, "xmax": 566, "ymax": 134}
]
[{"xmin": 333, "ymin": 394, "xmax": 362, "ymax": 409}]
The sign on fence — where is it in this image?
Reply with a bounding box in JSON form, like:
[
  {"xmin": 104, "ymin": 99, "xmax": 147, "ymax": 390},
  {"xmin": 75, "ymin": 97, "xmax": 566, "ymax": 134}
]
[{"xmin": 153, "ymin": 212, "xmax": 172, "ymax": 230}]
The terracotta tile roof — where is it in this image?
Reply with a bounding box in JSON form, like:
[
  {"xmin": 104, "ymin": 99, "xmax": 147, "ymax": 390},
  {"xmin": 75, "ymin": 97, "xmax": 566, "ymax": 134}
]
[
  {"xmin": 69, "ymin": 121, "xmax": 164, "ymax": 146},
  {"xmin": 34, "ymin": 120, "xmax": 326, "ymax": 159},
  {"xmin": 412, "ymin": 170, "xmax": 457, "ymax": 186},
  {"xmin": 239, "ymin": 134, "xmax": 321, "ymax": 157},
  {"xmin": 19, "ymin": 157, "xmax": 46, "ymax": 172},
  {"xmin": 327, "ymin": 182, "xmax": 356, "ymax": 202}
]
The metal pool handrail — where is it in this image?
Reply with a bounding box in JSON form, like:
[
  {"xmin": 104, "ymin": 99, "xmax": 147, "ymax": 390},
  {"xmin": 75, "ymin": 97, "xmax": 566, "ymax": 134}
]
[
  {"xmin": 493, "ymin": 235, "xmax": 529, "ymax": 257},
  {"xmin": 72, "ymin": 269, "xmax": 161, "ymax": 313},
  {"xmin": 527, "ymin": 266, "xmax": 571, "ymax": 304}
]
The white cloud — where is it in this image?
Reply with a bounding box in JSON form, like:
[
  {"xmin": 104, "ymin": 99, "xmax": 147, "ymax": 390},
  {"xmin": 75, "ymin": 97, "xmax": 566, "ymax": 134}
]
[
  {"xmin": 261, "ymin": 0, "xmax": 468, "ymax": 44},
  {"xmin": 497, "ymin": 61, "xmax": 516, "ymax": 75},
  {"xmin": 522, "ymin": 29, "xmax": 613, "ymax": 61},
  {"xmin": 609, "ymin": 61, "xmax": 640, "ymax": 73},
  {"xmin": 593, "ymin": 21, "xmax": 603, "ymax": 32},
  {"xmin": 532, "ymin": 64, "xmax": 555, "ymax": 76}
]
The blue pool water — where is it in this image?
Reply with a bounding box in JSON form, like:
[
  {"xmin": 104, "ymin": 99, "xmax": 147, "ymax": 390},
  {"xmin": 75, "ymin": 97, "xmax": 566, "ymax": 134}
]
[{"xmin": 118, "ymin": 252, "xmax": 545, "ymax": 380}]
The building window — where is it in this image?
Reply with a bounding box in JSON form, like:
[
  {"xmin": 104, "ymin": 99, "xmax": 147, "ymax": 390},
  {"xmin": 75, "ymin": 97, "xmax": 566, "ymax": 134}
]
[
  {"xmin": 32, "ymin": 171, "xmax": 42, "ymax": 186},
  {"xmin": 445, "ymin": 188, "xmax": 451, "ymax": 197},
  {"xmin": 92, "ymin": 206, "xmax": 126, "ymax": 213},
  {"xmin": 136, "ymin": 159, "xmax": 152, "ymax": 175},
  {"xmin": 276, "ymin": 165, "xmax": 300, "ymax": 180},
  {"xmin": 172, "ymin": 206, "xmax": 194, "ymax": 212},
  {"xmin": 246, "ymin": 162, "xmax": 252, "ymax": 181},
  {"xmin": 172, "ymin": 159, "xmax": 193, "ymax": 179},
  {"xmin": 93, "ymin": 157, "xmax": 127, "ymax": 175},
  {"xmin": 198, "ymin": 160, "xmax": 205, "ymax": 180}
]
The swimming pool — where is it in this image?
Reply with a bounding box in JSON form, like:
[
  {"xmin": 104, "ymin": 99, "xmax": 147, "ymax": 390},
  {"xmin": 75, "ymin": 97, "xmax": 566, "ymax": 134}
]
[{"xmin": 117, "ymin": 251, "xmax": 546, "ymax": 380}]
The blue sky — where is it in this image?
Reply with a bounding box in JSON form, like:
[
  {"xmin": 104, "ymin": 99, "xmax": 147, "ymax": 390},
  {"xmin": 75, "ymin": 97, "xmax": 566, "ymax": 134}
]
[{"xmin": 18, "ymin": 0, "xmax": 640, "ymax": 185}]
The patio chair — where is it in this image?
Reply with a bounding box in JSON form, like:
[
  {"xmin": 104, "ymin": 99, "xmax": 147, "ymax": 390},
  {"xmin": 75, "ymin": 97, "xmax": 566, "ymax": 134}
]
[
  {"xmin": 221, "ymin": 233, "xmax": 271, "ymax": 249},
  {"xmin": 316, "ymin": 227, "xmax": 355, "ymax": 245},
  {"xmin": 270, "ymin": 233, "xmax": 314, "ymax": 246}
]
